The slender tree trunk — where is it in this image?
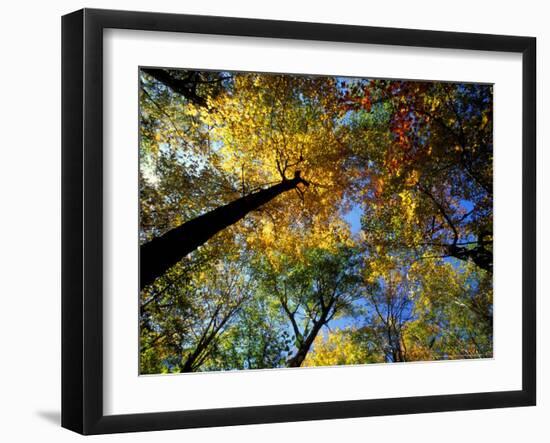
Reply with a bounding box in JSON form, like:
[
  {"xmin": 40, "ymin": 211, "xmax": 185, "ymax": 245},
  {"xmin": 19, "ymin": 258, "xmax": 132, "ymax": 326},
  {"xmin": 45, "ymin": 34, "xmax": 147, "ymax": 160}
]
[
  {"xmin": 140, "ymin": 171, "xmax": 308, "ymax": 289},
  {"xmin": 287, "ymin": 320, "xmax": 325, "ymax": 368}
]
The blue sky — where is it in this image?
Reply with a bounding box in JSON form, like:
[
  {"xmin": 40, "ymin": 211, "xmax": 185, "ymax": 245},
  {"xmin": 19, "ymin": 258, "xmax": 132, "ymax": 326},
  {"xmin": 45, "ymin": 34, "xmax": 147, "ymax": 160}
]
[{"xmin": 342, "ymin": 204, "xmax": 363, "ymax": 235}]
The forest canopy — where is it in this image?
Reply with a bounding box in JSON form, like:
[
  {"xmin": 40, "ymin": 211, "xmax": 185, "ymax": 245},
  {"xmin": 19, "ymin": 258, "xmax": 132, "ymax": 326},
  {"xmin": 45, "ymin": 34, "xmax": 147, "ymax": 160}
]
[{"xmin": 139, "ymin": 67, "xmax": 493, "ymax": 374}]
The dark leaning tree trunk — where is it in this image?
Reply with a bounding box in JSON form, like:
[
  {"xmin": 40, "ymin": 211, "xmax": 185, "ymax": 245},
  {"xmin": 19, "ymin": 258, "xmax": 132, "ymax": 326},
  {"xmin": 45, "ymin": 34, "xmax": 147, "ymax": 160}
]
[
  {"xmin": 141, "ymin": 68, "xmax": 209, "ymax": 107},
  {"xmin": 286, "ymin": 300, "xmax": 335, "ymax": 368},
  {"xmin": 140, "ymin": 171, "xmax": 309, "ymax": 289},
  {"xmin": 286, "ymin": 321, "xmax": 325, "ymax": 368},
  {"xmin": 448, "ymin": 237, "xmax": 493, "ymax": 274}
]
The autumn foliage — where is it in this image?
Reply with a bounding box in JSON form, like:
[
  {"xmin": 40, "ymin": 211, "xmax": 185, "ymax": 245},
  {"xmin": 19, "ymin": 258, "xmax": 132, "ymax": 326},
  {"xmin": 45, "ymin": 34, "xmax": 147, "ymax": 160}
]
[{"xmin": 139, "ymin": 68, "xmax": 493, "ymax": 373}]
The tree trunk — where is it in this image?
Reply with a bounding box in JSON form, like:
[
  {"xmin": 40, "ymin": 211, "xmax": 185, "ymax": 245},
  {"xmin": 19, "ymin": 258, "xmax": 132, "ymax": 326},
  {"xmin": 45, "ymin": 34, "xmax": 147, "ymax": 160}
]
[
  {"xmin": 141, "ymin": 68, "xmax": 208, "ymax": 107},
  {"xmin": 140, "ymin": 171, "xmax": 308, "ymax": 289},
  {"xmin": 448, "ymin": 243, "xmax": 492, "ymax": 273},
  {"xmin": 287, "ymin": 321, "xmax": 324, "ymax": 368}
]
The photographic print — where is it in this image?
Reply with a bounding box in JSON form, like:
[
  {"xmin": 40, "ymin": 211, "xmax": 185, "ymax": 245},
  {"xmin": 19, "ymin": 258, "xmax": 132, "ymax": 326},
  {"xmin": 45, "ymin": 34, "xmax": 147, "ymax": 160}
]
[{"xmin": 139, "ymin": 68, "xmax": 493, "ymax": 375}]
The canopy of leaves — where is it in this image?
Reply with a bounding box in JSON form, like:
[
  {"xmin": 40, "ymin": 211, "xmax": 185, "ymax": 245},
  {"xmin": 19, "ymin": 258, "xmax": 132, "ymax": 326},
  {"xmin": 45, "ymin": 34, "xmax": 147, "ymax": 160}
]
[{"xmin": 139, "ymin": 68, "xmax": 493, "ymax": 374}]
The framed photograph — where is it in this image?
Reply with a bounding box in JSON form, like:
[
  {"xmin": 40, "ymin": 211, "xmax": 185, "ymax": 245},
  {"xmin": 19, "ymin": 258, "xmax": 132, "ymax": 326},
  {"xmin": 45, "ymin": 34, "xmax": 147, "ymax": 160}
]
[{"xmin": 62, "ymin": 8, "xmax": 536, "ymax": 435}]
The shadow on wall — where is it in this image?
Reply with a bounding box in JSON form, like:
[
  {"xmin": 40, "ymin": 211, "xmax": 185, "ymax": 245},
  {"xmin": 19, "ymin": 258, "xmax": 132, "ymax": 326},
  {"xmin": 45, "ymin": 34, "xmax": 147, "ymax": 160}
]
[{"xmin": 36, "ymin": 410, "xmax": 60, "ymax": 426}]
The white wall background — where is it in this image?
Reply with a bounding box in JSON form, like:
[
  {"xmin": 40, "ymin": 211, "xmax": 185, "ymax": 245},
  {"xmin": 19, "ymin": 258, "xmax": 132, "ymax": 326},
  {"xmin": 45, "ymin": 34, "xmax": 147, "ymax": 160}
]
[{"xmin": 0, "ymin": 1, "xmax": 546, "ymax": 441}]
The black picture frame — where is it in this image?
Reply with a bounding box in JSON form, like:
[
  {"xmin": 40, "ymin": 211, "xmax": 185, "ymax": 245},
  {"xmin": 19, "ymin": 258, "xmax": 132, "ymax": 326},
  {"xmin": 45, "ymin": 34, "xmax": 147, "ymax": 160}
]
[{"xmin": 62, "ymin": 8, "xmax": 536, "ymax": 435}]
